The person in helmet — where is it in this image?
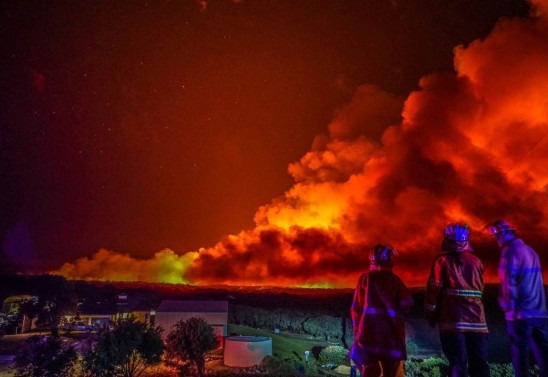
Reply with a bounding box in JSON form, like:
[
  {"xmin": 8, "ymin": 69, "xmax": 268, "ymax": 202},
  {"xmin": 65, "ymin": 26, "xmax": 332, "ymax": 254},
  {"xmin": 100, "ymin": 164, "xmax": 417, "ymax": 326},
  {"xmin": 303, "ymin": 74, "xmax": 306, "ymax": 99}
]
[
  {"xmin": 350, "ymin": 244, "xmax": 414, "ymax": 377},
  {"xmin": 425, "ymin": 224, "xmax": 490, "ymax": 377},
  {"xmin": 485, "ymin": 219, "xmax": 548, "ymax": 377}
]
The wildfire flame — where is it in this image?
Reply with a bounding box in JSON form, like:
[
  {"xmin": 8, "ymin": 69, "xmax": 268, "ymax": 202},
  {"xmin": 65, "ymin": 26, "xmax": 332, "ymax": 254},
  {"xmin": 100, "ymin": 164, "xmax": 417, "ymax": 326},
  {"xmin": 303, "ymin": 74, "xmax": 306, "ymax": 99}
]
[{"xmin": 57, "ymin": 0, "xmax": 548, "ymax": 287}]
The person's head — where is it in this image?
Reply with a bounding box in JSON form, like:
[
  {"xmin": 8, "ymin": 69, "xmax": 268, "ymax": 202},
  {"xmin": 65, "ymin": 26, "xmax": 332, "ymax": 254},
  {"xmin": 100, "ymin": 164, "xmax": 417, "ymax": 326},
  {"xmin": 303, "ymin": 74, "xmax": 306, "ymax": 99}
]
[
  {"xmin": 484, "ymin": 219, "xmax": 516, "ymax": 247},
  {"xmin": 442, "ymin": 223, "xmax": 473, "ymax": 252},
  {"xmin": 369, "ymin": 244, "xmax": 396, "ymax": 269}
]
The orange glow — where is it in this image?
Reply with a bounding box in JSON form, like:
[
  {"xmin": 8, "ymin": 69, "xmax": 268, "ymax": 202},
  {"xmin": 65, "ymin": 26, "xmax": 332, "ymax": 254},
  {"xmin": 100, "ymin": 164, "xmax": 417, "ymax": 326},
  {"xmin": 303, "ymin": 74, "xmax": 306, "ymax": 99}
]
[
  {"xmin": 56, "ymin": 249, "xmax": 197, "ymax": 284},
  {"xmin": 254, "ymin": 183, "xmax": 346, "ymax": 232},
  {"xmin": 56, "ymin": 3, "xmax": 548, "ymax": 288}
]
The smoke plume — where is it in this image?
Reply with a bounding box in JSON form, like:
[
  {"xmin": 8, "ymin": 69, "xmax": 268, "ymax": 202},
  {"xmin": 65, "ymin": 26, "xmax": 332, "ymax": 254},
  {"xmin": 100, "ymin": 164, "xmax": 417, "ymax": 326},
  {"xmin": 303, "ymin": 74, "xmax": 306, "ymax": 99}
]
[{"xmin": 57, "ymin": 1, "xmax": 548, "ymax": 287}]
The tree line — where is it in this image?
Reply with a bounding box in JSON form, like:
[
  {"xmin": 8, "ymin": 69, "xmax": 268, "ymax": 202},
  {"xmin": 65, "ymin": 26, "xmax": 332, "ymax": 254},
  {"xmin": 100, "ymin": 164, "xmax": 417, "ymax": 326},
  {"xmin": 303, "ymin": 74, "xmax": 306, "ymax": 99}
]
[{"xmin": 229, "ymin": 303, "xmax": 353, "ymax": 346}]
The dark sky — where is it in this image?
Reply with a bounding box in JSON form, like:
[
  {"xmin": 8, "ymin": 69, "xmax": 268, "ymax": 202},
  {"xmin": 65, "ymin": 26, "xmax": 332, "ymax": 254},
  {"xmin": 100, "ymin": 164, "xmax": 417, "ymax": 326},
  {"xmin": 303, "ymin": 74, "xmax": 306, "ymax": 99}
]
[{"xmin": 2, "ymin": 0, "xmax": 542, "ymax": 285}]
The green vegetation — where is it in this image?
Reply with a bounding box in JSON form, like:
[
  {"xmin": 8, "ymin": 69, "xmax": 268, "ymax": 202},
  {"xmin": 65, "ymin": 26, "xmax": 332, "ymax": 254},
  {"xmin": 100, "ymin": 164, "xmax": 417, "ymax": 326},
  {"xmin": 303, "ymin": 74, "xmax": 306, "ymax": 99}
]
[
  {"xmin": 260, "ymin": 354, "xmax": 319, "ymax": 376},
  {"xmin": 0, "ymin": 328, "xmax": 543, "ymax": 377},
  {"xmin": 166, "ymin": 317, "xmax": 219, "ymax": 377},
  {"xmin": 21, "ymin": 276, "xmax": 78, "ymax": 337},
  {"xmin": 228, "ymin": 324, "xmax": 327, "ymax": 361},
  {"xmin": 229, "ymin": 304, "xmax": 351, "ymax": 345},
  {"xmin": 318, "ymin": 345, "xmax": 347, "ymax": 365},
  {"xmin": 13, "ymin": 335, "xmax": 77, "ymax": 377},
  {"xmin": 84, "ymin": 317, "xmax": 164, "ymax": 377},
  {"xmin": 404, "ymin": 358, "xmax": 540, "ymax": 377},
  {"xmin": 1, "ymin": 280, "xmax": 543, "ymax": 376}
]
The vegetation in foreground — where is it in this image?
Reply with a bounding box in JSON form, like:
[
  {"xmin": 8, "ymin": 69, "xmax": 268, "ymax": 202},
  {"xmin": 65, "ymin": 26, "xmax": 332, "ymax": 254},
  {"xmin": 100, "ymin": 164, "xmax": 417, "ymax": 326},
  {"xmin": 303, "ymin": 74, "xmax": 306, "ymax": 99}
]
[
  {"xmin": 1, "ymin": 324, "xmax": 540, "ymax": 377},
  {"xmin": 1, "ymin": 276, "xmax": 543, "ymax": 376}
]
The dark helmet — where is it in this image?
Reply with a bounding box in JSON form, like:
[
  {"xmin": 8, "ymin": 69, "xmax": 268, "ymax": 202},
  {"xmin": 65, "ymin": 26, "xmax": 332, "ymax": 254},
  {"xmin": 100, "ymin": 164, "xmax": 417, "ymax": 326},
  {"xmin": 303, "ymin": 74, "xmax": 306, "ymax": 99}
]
[
  {"xmin": 443, "ymin": 223, "xmax": 470, "ymax": 242},
  {"xmin": 484, "ymin": 219, "xmax": 516, "ymax": 236},
  {"xmin": 369, "ymin": 244, "xmax": 396, "ymax": 266},
  {"xmin": 442, "ymin": 223, "xmax": 473, "ymax": 252}
]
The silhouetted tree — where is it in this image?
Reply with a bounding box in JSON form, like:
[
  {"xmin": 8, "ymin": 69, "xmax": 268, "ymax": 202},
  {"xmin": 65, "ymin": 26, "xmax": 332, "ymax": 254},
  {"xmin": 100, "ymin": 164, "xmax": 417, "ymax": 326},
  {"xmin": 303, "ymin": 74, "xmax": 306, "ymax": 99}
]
[
  {"xmin": 166, "ymin": 317, "xmax": 219, "ymax": 377},
  {"xmin": 84, "ymin": 316, "xmax": 164, "ymax": 377},
  {"xmin": 25, "ymin": 275, "xmax": 78, "ymax": 336},
  {"xmin": 14, "ymin": 335, "xmax": 77, "ymax": 377}
]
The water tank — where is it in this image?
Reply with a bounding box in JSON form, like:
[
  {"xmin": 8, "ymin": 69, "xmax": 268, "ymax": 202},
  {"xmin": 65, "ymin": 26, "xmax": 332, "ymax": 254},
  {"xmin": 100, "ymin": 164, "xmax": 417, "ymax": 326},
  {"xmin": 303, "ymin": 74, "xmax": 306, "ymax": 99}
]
[{"xmin": 224, "ymin": 336, "xmax": 273, "ymax": 367}]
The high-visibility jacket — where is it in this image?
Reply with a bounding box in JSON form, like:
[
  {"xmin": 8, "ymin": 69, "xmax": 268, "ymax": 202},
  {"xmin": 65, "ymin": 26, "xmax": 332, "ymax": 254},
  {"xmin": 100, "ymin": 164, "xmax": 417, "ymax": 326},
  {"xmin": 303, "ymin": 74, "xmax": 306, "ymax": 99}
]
[
  {"xmin": 498, "ymin": 237, "xmax": 548, "ymax": 321},
  {"xmin": 425, "ymin": 251, "xmax": 488, "ymax": 333},
  {"xmin": 351, "ymin": 269, "xmax": 414, "ymax": 361}
]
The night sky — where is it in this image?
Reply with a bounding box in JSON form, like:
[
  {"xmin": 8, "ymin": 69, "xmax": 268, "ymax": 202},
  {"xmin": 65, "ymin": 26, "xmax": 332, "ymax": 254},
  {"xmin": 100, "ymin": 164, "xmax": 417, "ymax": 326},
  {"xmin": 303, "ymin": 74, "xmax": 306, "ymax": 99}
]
[{"xmin": 2, "ymin": 0, "xmax": 547, "ymax": 287}]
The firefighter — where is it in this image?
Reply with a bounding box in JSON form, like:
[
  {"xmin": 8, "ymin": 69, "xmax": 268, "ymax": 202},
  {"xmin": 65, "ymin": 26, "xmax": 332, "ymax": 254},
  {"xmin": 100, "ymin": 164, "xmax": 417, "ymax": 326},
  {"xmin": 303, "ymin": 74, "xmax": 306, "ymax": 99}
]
[
  {"xmin": 425, "ymin": 223, "xmax": 490, "ymax": 377},
  {"xmin": 350, "ymin": 244, "xmax": 414, "ymax": 377},
  {"xmin": 485, "ymin": 219, "xmax": 548, "ymax": 377}
]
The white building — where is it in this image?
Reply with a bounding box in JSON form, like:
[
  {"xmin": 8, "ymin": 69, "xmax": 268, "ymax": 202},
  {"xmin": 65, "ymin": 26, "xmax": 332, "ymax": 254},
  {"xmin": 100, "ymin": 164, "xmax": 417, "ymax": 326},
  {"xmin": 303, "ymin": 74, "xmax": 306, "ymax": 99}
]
[{"xmin": 155, "ymin": 300, "xmax": 228, "ymax": 346}]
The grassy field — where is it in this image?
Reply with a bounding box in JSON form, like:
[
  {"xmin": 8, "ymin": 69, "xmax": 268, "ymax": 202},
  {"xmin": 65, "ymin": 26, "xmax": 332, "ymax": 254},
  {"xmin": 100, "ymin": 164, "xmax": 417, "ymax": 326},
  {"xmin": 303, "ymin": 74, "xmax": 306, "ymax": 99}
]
[{"xmin": 227, "ymin": 324, "xmax": 329, "ymax": 361}]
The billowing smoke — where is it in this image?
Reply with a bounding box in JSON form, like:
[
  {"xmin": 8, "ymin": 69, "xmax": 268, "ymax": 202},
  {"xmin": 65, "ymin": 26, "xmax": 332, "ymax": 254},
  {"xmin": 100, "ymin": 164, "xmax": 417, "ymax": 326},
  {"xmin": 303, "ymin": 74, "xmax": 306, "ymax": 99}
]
[
  {"xmin": 57, "ymin": 0, "xmax": 548, "ymax": 287},
  {"xmin": 58, "ymin": 248, "xmax": 197, "ymax": 284}
]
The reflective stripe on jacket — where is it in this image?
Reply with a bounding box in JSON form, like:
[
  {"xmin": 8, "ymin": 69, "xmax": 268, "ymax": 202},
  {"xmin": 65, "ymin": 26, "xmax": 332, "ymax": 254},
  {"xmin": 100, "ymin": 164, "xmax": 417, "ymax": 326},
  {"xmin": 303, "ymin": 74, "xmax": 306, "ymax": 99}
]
[
  {"xmin": 425, "ymin": 251, "xmax": 488, "ymax": 333},
  {"xmin": 351, "ymin": 269, "xmax": 414, "ymax": 361},
  {"xmin": 498, "ymin": 238, "xmax": 548, "ymax": 321}
]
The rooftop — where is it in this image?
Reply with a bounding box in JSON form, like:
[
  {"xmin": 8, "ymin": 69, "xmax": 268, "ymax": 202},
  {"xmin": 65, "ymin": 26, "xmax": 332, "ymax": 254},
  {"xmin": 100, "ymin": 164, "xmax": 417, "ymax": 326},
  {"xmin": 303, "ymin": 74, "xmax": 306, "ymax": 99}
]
[{"xmin": 156, "ymin": 300, "xmax": 228, "ymax": 313}]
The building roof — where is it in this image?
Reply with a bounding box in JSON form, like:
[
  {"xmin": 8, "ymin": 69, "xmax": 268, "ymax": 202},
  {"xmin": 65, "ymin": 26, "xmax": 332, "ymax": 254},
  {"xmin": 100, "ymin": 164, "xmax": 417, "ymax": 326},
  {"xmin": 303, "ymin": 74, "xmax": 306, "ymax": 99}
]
[
  {"xmin": 156, "ymin": 300, "xmax": 228, "ymax": 313},
  {"xmin": 115, "ymin": 293, "xmax": 160, "ymax": 314}
]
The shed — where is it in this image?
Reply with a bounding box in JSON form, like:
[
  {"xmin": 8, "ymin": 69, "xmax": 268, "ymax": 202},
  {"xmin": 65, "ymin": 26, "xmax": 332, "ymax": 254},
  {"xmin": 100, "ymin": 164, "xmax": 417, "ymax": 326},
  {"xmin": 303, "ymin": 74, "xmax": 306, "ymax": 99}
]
[{"xmin": 155, "ymin": 300, "xmax": 228, "ymax": 345}]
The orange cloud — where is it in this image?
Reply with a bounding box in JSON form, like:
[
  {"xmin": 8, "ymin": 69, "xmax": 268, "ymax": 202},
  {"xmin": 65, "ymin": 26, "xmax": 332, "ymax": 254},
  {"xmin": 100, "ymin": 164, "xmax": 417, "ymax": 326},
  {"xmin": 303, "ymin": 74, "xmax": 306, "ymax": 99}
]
[
  {"xmin": 56, "ymin": 4, "xmax": 548, "ymax": 288},
  {"xmin": 56, "ymin": 248, "xmax": 197, "ymax": 284}
]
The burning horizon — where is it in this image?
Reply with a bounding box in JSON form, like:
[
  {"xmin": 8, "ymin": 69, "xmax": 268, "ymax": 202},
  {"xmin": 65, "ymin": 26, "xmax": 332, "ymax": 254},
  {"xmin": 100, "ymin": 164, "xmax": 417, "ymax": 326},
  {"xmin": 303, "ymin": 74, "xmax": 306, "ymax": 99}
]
[{"xmin": 56, "ymin": 0, "xmax": 548, "ymax": 288}]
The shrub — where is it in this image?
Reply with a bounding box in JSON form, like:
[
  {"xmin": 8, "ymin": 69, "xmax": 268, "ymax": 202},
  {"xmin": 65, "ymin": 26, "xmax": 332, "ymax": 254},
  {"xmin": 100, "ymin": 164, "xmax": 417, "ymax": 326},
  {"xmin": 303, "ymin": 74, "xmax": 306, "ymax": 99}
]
[
  {"xmin": 310, "ymin": 345, "xmax": 325, "ymax": 360},
  {"xmin": 260, "ymin": 355, "xmax": 319, "ymax": 376},
  {"xmin": 165, "ymin": 316, "xmax": 219, "ymax": 377},
  {"xmin": 487, "ymin": 363, "xmax": 539, "ymax": 377},
  {"xmin": 405, "ymin": 359, "xmax": 540, "ymax": 377},
  {"xmin": 302, "ymin": 315, "xmax": 341, "ymax": 340},
  {"xmin": 404, "ymin": 357, "xmax": 447, "ymax": 377},
  {"xmin": 318, "ymin": 345, "xmax": 348, "ymax": 365},
  {"xmin": 406, "ymin": 341, "xmax": 418, "ymax": 356},
  {"xmin": 14, "ymin": 335, "xmax": 77, "ymax": 377},
  {"xmin": 84, "ymin": 316, "xmax": 164, "ymax": 377},
  {"xmin": 489, "ymin": 363, "xmax": 514, "ymax": 377},
  {"xmin": 261, "ymin": 355, "xmax": 300, "ymax": 375}
]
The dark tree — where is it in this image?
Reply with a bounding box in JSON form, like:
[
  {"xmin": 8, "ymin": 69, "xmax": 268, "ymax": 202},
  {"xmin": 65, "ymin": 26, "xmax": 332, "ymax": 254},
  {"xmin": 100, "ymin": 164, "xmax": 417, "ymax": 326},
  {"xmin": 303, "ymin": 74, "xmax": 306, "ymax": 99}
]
[
  {"xmin": 166, "ymin": 317, "xmax": 219, "ymax": 377},
  {"xmin": 25, "ymin": 275, "xmax": 78, "ymax": 336},
  {"xmin": 14, "ymin": 335, "xmax": 77, "ymax": 377},
  {"xmin": 85, "ymin": 316, "xmax": 164, "ymax": 377}
]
